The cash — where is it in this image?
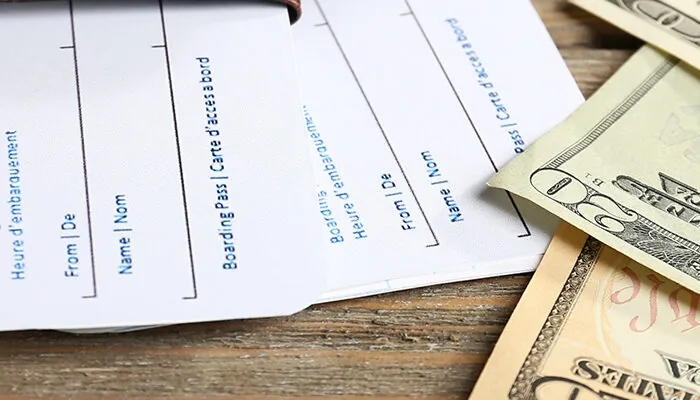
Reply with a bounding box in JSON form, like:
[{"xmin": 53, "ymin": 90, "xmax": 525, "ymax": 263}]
[
  {"xmin": 469, "ymin": 223, "xmax": 700, "ymax": 399},
  {"xmin": 488, "ymin": 45, "xmax": 700, "ymax": 294},
  {"xmin": 570, "ymin": 0, "xmax": 700, "ymax": 70}
]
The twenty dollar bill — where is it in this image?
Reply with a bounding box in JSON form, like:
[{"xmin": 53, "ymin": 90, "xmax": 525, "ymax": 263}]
[
  {"xmin": 469, "ymin": 223, "xmax": 700, "ymax": 399},
  {"xmin": 488, "ymin": 45, "xmax": 700, "ymax": 293},
  {"xmin": 571, "ymin": 0, "xmax": 700, "ymax": 71}
]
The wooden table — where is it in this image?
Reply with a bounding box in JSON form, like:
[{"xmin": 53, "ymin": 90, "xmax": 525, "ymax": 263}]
[{"xmin": 0, "ymin": 2, "xmax": 641, "ymax": 398}]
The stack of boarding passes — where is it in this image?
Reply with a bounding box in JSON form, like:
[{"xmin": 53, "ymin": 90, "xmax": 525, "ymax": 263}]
[{"xmin": 0, "ymin": 0, "xmax": 582, "ymax": 332}]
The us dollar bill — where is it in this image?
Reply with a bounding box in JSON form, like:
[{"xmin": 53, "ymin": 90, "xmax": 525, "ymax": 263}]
[
  {"xmin": 469, "ymin": 223, "xmax": 700, "ymax": 400},
  {"xmin": 570, "ymin": 0, "xmax": 700, "ymax": 70},
  {"xmin": 488, "ymin": 45, "xmax": 700, "ymax": 294}
]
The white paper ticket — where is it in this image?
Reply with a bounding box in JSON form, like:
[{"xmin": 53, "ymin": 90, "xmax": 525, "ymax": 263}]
[
  {"xmin": 292, "ymin": 0, "xmax": 585, "ymax": 300},
  {"xmin": 0, "ymin": 0, "xmax": 323, "ymax": 331}
]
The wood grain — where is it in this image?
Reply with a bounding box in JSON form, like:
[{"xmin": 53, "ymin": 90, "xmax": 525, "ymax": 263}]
[{"xmin": 0, "ymin": 1, "xmax": 640, "ymax": 398}]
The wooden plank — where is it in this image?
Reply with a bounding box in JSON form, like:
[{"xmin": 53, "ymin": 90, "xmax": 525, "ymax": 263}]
[{"xmin": 562, "ymin": 48, "xmax": 634, "ymax": 97}]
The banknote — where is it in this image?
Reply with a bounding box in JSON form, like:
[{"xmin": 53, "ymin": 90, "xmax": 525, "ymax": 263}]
[
  {"xmin": 469, "ymin": 223, "xmax": 700, "ymax": 399},
  {"xmin": 488, "ymin": 45, "xmax": 700, "ymax": 294},
  {"xmin": 570, "ymin": 0, "xmax": 700, "ymax": 71}
]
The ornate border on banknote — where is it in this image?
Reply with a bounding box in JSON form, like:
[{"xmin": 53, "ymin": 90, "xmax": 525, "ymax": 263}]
[
  {"xmin": 605, "ymin": 0, "xmax": 700, "ymax": 48},
  {"xmin": 528, "ymin": 56, "xmax": 700, "ymax": 282},
  {"xmin": 543, "ymin": 58, "xmax": 676, "ymax": 169},
  {"xmin": 508, "ymin": 236, "xmax": 604, "ymax": 399}
]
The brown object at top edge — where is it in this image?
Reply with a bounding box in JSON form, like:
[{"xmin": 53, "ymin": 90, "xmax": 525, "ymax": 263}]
[{"xmin": 276, "ymin": 0, "xmax": 301, "ymax": 23}]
